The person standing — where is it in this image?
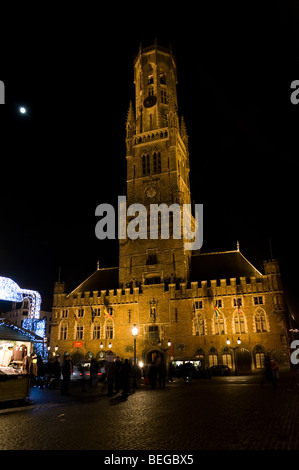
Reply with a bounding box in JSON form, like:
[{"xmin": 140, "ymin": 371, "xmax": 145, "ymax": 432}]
[
  {"xmin": 114, "ymin": 356, "xmax": 123, "ymax": 393},
  {"xmin": 122, "ymin": 359, "xmax": 131, "ymax": 397},
  {"xmin": 157, "ymin": 360, "xmax": 167, "ymax": 389},
  {"xmin": 90, "ymin": 358, "xmax": 99, "ymax": 387},
  {"xmin": 61, "ymin": 353, "xmax": 73, "ymax": 396}
]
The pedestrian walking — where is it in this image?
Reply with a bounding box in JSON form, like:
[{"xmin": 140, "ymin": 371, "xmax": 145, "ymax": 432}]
[
  {"xmin": 61, "ymin": 352, "xmax": 73, "ymax": 396},
  {"xmin": 114, "ymin": 356, "xmax": 123, "ymax": 393},
  {"xmin": 148, "ymin": 362, "xmax": 158, "ymax": 389},
  {"xmin": 157, "ymin": 360, "xmax": 167, "ymax": 389},
  {"xmin": 52, "ymin": 358, "xmax": 61, "ymax": 389},
  {"xmin": 106, "ymin": 361, "xmax": 116, "ymax": 397},
  {"xmin": 121, "ymin": 358, "xmax": 131, "ymax": 397},
  {"xmin": 168, "ymin": 362, "xmax": 174, "ymax": 382},
  {"xmin": 90, "ymin": 358, "xmax": 99, "ymax": 387},
  {"xmin": 78, "ymin": 362, "xmax": 87, "ymax": 392},
  {"xmin": 269, "ymin": 358, "xmax": 279, "ymax": 387}
]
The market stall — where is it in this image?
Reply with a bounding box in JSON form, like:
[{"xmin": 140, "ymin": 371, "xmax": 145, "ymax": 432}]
[{"xmin": 0, "ymin": 319, "xmax": 44, "ymax": 403}]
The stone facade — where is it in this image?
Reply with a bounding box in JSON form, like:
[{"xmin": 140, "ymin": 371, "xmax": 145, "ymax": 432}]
[{"xmin": 49, "ymin": 43, "xmax": 290, "ymax": 372}]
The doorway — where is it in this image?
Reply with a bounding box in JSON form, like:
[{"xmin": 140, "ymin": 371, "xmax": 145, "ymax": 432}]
[
  {"xmin": 236, "ymin": 348, "xmax": 252, "ymax": 374},
  {"xmin": 146, "ymin": 349, "xmax": 164, "ymax": 365}
]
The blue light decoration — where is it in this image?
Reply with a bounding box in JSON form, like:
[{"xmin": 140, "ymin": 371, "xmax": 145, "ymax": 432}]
[
  {"xmin": 0, "ymin": 277, "xmax": 23, "ymax": 302},
  {"xmin": 0, "ymin": 276, "xmax": 41, "ymax": 319},
  {"xmin": 22, "ymin": 318, "xmax": 46, "ymax": 357},
  {"xmin": 0, "ymin": 276, "xmax": 45, "ymax": 356}
]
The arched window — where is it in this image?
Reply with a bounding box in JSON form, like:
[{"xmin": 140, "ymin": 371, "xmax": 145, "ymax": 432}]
[
  {"xmin": 59, "ymin": 320, "xmax": 68, "ymax": 340},
  {"xmin": 234, "ymin": 310, "xmax": 246, "ymax": 334},
  {"xmin": 255, "ymin": 308, "xmax": 267, "ymax": 332},
  {"xmin": 105, "ymin": 318, "xmax": 114, "ymax": 340},
  {"xmin": 222, "ymin": 348, "xmax": 232, "ymax": 368},
  {"xmin": 214, "ymin": 311, "xmax": 225, "ymax": 335},
  {"xmin": 142, "ymin": 154, "xmax": 150, "ymax": 175},
  {"xmin": 194, "ymin": 314, "xmax": 205, "ymax": 336},
  {"xmin": 209, "ymin": 347, "xmax": 218, "ymax": 367},
  {"xmin": 76, "ymin": 321, "xmax": 84, "ymax": 340},
  {"xmin": 92, "ymin": 319, "xmax": 101, "ymax": 340},
  {"xmin": 153, "ymin": 151, "xmax": 161, "ymax": 173}
]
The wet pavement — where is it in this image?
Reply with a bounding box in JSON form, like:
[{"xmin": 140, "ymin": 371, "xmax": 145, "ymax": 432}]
[{"xmin": 1, "ymin": 370, "xmax": 299, "ymax": 451}]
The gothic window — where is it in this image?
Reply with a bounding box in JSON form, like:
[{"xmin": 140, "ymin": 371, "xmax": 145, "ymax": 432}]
[
  {"xmin": 105, "ymin": 319, "xmax": 114, "ymax": 339},
  {"xmin": 153, "ymin": 151, "xmax": 161, "ymax": 173},
  {"xmin": 222, "ymin": 353, "xmax": 232, "ymax": 368},
  {"xmin": 209, "ymin": 354, "xmax": 218, "ymax": 367},
  {"xmin": 214, "ymin": 311, "xmax": 225, "ymax": 335},
  {"xmin": 161, "ymin": 89, "xmax": 167, "ymax": 103},
  {"xmin": 255, "ymin": 308, "xmax": 267, "ymax": 332},
  {"xmin": 194, "ymin": 314, "xmax": 205, "ymax": 336},
  {"xmin": 142, "ymin": 154, "xmax": 150, "ymax": 175},
  {"xmin": 76, "ymin": 324, "xmax": 84, "ymax": 340},
  {"xmin": 93, "ymin": 323, "xmax": 101, "ymax": 340},
  {"xmin": 59, "ymin": 321, "xmax": 68, "ymax": 340},
  {"xmin": 255, "ymin": 352, "xmax": 265, "ymax": 368},
  {"xmin": 234, "ymin": 311, "xmax": 246, "ymax": 334}
]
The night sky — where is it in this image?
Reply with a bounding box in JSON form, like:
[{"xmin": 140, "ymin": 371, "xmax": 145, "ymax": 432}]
[{"xmin": 0, "ymin": 3, "xmax": 298, "ymax": 316}]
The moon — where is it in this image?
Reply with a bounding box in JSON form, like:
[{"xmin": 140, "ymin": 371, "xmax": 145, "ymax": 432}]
[{"xmin": 19, "ymin": 106, "xmax": 27, "ymax": 114}]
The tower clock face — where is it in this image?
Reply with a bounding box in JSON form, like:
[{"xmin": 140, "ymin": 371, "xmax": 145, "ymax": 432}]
[{"xmin": 143, "ymin": 95, "xmax": 157, "ymax": 108}]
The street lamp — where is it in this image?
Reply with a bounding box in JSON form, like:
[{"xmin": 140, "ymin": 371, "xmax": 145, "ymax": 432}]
[
  {"xmin": 226, "ymin": 337, "xmax": 241, "ymax": 375},
  {"xmin": 132, "ymin": 324, "xmax": 138, "ymax": 365}
]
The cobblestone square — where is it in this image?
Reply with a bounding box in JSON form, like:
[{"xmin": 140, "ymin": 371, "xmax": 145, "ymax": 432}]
[{"xmin": 1, "ymin": 371, "xmax": 299, "ymax": 451}]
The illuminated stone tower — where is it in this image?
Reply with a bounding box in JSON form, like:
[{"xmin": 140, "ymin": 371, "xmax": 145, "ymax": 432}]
[{"xmin": 119, "ymin": 42, "xmax": 194, "ymax": 287}]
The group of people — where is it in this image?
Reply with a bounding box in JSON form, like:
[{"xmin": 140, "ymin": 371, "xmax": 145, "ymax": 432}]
[{"xmin": 145, "ymin": 360, "xmax": 167, "ymax": 389}]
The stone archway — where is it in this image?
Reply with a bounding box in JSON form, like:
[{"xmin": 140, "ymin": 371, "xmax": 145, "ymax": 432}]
[{"xmin": 144, "ymin": 348, "xmax": 164, "ymax": 365}]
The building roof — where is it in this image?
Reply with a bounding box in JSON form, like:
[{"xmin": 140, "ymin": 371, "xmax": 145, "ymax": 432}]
[
  {"xmin": 0, "ymin": 319, "xmax": 44, "ymax": 342},
  {"xmin": 190, "ymin": 250, "xmax": 263, "ymax": 283},
  {"xmin": 70, "ymin": 267, "xmax": 119, "ymax": 295}
]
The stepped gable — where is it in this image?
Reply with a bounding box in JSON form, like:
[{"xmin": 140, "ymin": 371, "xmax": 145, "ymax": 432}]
[
  {"xmin": 190, "ymin": 250, "xmax": 263, "ymax": 283},
  {"xmin": 70, "ymin": 267, "xmax": 119, "ymax": 295}
]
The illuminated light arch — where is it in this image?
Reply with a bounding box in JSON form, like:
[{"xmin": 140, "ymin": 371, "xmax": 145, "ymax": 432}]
[{"xmin": 0, "ymin": 276, "xmax": 41, "ymax": 319}]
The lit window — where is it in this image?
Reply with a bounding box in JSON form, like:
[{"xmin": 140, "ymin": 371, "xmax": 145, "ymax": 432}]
[
  {"xmin": 234, "ymin": 312, "xmax": 245, "ymax": 334},
  {"xmin": 195, "ymin": 314, "xmax": 205, "ymax": 336},
  {"xmin": 76, "ymin": 325, "xmax": 83, "ymax": 340},
  {"xmin": 93, "ymin": 324, "xmax": 101, "ymax": 340},
  {"xmin": 214, "ymin": 312, "xmax": 225, "ymax": 335},
  {"xmin": 255, "ymin": 309, "xmax": 267, "ymax": 332}
]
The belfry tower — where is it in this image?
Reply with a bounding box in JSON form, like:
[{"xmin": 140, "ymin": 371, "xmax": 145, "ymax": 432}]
[{"xmin": 119, "ymin": 42, "xmax": 194, "ymax": 288}]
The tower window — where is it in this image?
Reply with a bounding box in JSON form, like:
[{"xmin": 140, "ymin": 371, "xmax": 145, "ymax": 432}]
[
  {"xmin": 142, "ymin": 154, "xmax": 150, "ymax": 175},
  {"xmin": 159, "ymin": 70, "xmax": 166, "ymax": 84},
  {"xmin": 148, "ymin": 74, "xmax": 154, "ymax": 85},
  {"xmin": 161, "ymin": 90, "xmax": 167, "ymax": 103},
  {"xmin": 153, "ymin": 151, "xmax": 161, "ymax": 173}
]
